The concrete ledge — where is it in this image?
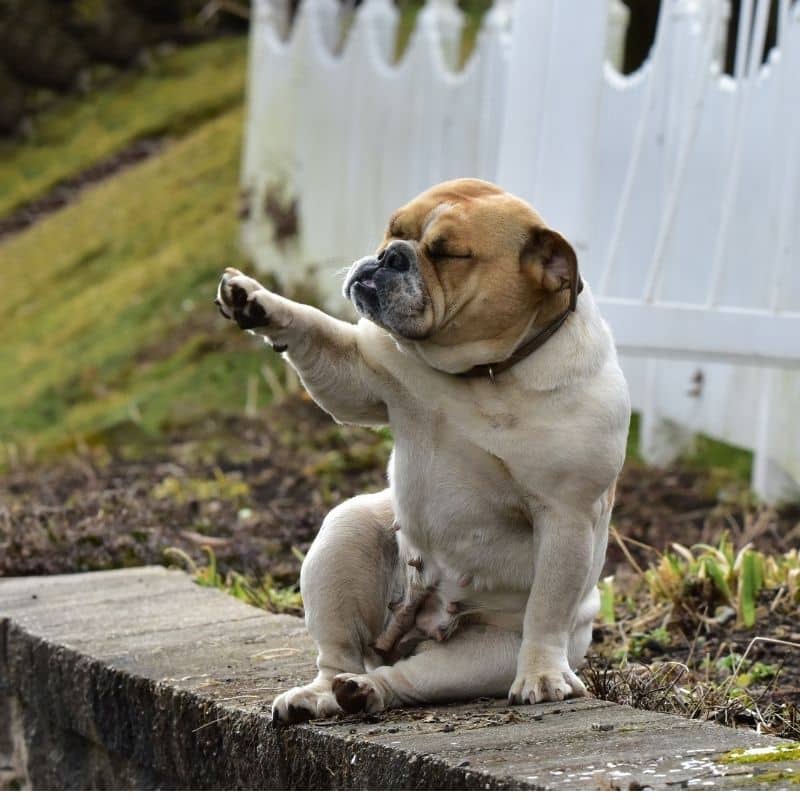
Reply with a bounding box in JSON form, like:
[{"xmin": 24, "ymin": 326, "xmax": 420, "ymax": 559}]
[{"xmin": 1, "ymin": 567, "xmax": 798, "ymax": 789}]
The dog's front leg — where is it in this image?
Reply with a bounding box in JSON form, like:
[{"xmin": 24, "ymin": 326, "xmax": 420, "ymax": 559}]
[
  {"xmin": 508, "ymin": 506, "xmax": 594, "ymax": 705},
  {"xmin": 216, "ymin": 268, "xmax": 388, "ymax": 425}
]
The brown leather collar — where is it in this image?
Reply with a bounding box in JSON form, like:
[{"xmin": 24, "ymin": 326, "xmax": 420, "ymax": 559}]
[{"xmin": 456, "ymin": 276, "xmax": 583, "ymax": 381}]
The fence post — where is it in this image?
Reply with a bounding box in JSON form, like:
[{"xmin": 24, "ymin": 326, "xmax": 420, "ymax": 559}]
[
  {"xmin": 753, "ymin": 370, "xmax": 800, "ymax": 504},
  {"xmin": 638, "ymin": 359, "xmax": 694, "ymax": 468}
]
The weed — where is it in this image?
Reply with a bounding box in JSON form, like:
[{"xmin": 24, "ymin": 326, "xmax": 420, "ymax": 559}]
[
  {"xmin": 582, "ymin": 654, "xmax": 800, "ymax": 740},
  {"xmin": 641, "ymin": 534, "xmax": 798, "ymax": 628},
  {"xmin": 624, "ymin": 626, "xmax": 672, "ymax": 660},
  {"xmin": 165, "ymin": 545, "xmax": 303, "ymax": 616},
  {"xmin": 599, "ymin": 575, "xmax": 616, "ymax": 624},
  {"xmin": 591, "ymin": 535, "xmax": 800, "ymax": 739},
  {"xmin": 152, "ymin": 467, "xmax": 250, "ymax": 505}
]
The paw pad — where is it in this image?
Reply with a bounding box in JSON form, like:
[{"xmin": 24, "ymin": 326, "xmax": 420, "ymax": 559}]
[
  {"xmin": 230, "ymin": 284, "xmax": 249, "ymax": 308},
  {"xmin": 219, "ymin": 276, "xmax": 271, "ymax": 330},
  {"xmin": 233, "ymin": 301, "xmax": 269, "ymax": 330}
]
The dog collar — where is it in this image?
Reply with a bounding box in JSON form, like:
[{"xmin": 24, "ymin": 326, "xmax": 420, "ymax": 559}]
[{"xmin": 456, "ymin": 276, "xmax": 584, "ymax": 381}]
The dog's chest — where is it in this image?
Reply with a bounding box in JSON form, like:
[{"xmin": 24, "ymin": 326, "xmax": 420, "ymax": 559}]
[{"xmin": 388, "ymin": 409, "xmax": 536, "ymax": 590}]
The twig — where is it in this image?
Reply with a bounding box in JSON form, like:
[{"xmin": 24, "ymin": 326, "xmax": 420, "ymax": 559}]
[
  {"xmin": 769, "ymin": 586, "xmax": 786, "ymax": 612},
  {"xmin": 741, "ymin": 508, "xmax": 777, "ymax": 545},
  {"xmin": 261, "ymin": 364, "xmax": 286, "ymax": 403},
  {"xmin": 618, "ymin": 533, "xmax": 659, "ymax": 553},
  {"xmin": 684, "ymin": 619, "xmax": 706, "ymax": 670},
  {"xmin": 610, "ymin": 526, "xmax": 645, "ymax": 577},
  {"xmin": 250, "ymin": 646, "xmax": 302, "ymax": 660},
  {"xmin": 192, "ymin": 714, "xmax": 231, "ymax": 733},
  {"xmin": 198, "ymin": 0, "xmax": 250, "ymax": 24},
  {"xmin": 731, "ymin": 636, "xmax": 800, "ymax": 686}
]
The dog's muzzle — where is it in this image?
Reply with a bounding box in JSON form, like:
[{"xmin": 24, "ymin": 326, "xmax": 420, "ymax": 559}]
[
  {"xmin": 344, "ymin": 241, "xmax": 415, "ymax": 306},
  {"xmin": 344, "ymin": 241, "xmax": 430, "ymax": 339}
]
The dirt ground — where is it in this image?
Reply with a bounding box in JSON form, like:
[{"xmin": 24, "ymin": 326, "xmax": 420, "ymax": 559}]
[
  {"xmin": 0, "ymin": 398, "xmax": 388, "ymax": 580},
  {"xmin": 3, "ymin": 395, "xmax": 798, "ymax": 581}
]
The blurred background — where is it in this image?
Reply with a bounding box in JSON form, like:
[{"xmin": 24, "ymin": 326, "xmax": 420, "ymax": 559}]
[{"xmin": 1, "ymin": 0, "xmax": 800, "ymax": 739}]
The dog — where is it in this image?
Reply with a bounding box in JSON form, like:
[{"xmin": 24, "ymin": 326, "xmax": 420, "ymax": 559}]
[{"xmin": 215, "ymin": 178, "xmax": 630, "ymax": 721}]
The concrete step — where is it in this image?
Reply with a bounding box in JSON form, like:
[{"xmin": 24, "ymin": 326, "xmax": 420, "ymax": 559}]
[{"xmin": 1, "ymin": 566, "xmax": 798, "ymax": 789}]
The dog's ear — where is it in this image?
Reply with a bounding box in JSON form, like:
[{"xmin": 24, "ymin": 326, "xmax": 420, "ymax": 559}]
[{"xmin": 520, "ymin": 227, "xmax": 582, "ymax": 311}]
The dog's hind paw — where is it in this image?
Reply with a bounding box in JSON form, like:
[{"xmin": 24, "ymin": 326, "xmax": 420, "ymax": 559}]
[
  {"xmin": 332, "ymin": 674, "xmax": 387, "ymax": 715},
  {"xmin": 271, "ymin": 681, "xmax": 341, "ymax": 724}
]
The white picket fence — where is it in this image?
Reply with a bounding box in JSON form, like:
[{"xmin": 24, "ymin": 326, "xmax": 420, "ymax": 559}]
[{"xmin": 241, "ymin": 0, "xmax": 800, "ymax": 503}]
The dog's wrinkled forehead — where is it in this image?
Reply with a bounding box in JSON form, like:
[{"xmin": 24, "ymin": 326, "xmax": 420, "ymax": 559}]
[
  {"xmin": 389, "ymin": 180, "xmax": 498, "ymax": 233},
  {"xmin": 385, "ymin": 178, "xmax": 542, "ymax": 253},
  {"xmin": 420, "ymin": 202, "xmax": 455, "ymax": 236}
]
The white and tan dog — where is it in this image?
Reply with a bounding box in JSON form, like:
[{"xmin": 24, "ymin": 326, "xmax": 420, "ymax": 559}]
[{"xmin": 216, "ymin": 179, "xmax": 630, "ymax": 722}]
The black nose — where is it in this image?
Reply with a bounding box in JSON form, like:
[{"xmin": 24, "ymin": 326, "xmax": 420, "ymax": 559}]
[{"xmin": 378, "ymin": 243, "xmax": 410, "ymax": 272}]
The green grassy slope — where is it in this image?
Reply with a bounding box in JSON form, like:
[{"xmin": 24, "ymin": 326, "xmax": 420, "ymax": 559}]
[
  {"xmin": 0, "ymin": 60, "xmax": 283, "ymax": 460},
  {"xmin": 0, "ymin": 37, "xmax": 247, "ymax": 218}
]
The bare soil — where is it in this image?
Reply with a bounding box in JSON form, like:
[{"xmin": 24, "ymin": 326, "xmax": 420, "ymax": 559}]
[
  {"xmin": 612, "ymin": 463, "xmax": 800, "ymax": 569},
  {"xmin": 0, "ymin": 398, "xmax": 388, "ymax": 580},
  {"xmin": 4, "ymin": 396, "xmax": 797, "ymax": 581}
]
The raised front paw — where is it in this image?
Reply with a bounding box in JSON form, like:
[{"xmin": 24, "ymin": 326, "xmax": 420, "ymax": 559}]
[
  {"xmin": 215, "ymin": 268, "xmax": 268, "ymax": 328},
  {"xmin": 215, "ymin": 268, "xmax": 292, "ymax": 344},
  {"xmin": 508, "ymin": 664, "xmax": 587, "ymax": 705}
]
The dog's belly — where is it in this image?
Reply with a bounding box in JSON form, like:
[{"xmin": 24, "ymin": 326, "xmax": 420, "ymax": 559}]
[{"xmin": 389, "ymin": 418, "xmax": 537, "ymax": 601}]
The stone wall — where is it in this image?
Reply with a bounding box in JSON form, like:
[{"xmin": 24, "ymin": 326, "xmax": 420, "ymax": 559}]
[{"xmin": 2, "ymin": 567, "xmax": 798, "ymax": 789}]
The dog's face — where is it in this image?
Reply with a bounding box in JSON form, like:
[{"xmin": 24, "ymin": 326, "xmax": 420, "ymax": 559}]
[{"xmin": 343, "ymin": 179, "xmax": 580, "ymax": 363}]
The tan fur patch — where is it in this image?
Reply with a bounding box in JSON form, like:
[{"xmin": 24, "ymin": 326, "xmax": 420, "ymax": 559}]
[{"xmin": 379, "ymin": 179, "xmax": 579, "ymax": 357}]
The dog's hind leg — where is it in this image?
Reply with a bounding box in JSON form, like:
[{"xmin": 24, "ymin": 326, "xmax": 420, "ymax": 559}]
[
  {"xmin": 331, "ymin": 611, "xmax": 599, "ymax": 715},
  {"xmin": 332, "ymin": 625, "xmax": 521, "ymax": 714},
  {"xmin": 271, "ymin": 489, "xmax": 398, "ymax": 722}
]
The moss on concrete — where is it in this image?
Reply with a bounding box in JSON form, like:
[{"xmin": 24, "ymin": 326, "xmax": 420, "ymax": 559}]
[{"xmin": 721, "ymin": 742, "xmax": 800, "ymax": 765}]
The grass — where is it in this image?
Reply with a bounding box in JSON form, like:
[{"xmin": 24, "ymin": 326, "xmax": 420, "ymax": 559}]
[
  {"xmin": 166, "ymin": 545, "xmax": 304, "ymax": 616},
  {"xmin": 721, "ymin": 743, "xmax": 800, "ymax": 764},
  {"xmin": 0, "ymin": 103, "xmax": 285, "ymax": 460},
  {"xmin": 0, "ymin": 37, "xmax": 247, "ymax": 218}
]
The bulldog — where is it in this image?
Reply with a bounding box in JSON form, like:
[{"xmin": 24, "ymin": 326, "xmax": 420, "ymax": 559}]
[{"xmin": 215, "ymin": 178, "xmax": 630, "ymax": 721}]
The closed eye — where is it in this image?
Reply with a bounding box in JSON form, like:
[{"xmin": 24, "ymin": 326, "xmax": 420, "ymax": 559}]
[{"xmin": 425, "ymin": 240, "xmax": 472, "ymax": 261}]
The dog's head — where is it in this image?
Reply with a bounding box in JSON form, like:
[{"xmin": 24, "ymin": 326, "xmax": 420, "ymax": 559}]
[{"xmin": 343, "ymin": 179, "xmax": 580, "ymax": 371}]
